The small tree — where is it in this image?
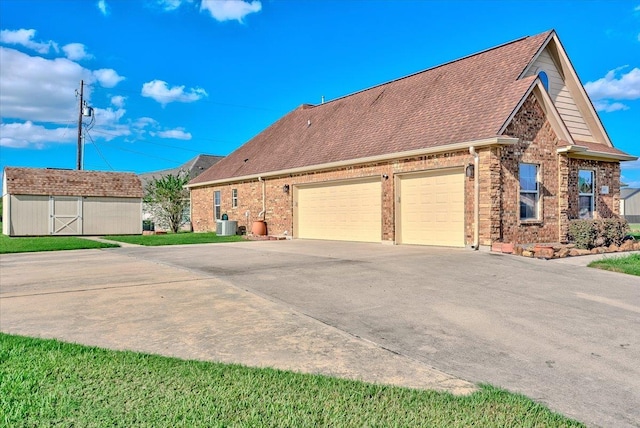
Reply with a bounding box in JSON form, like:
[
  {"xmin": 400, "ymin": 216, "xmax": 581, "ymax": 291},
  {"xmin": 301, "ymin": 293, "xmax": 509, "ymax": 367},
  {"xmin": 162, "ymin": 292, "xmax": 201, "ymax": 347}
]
[{"xmin": 144, "ymin": 172, "xmax": 190, "ymax": 233}]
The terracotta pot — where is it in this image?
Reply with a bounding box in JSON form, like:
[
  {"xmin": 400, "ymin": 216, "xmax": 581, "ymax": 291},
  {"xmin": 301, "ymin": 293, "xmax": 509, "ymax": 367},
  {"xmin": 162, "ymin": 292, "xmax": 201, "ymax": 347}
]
[{"xmin": 252, "ymin": 220, "xmax": 267, "ymax": 236}]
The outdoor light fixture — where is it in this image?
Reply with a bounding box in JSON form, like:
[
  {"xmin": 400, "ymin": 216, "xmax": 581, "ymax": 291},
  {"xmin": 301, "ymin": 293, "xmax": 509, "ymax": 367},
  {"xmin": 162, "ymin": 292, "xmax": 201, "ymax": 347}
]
[
  {"xmin": 283, "ymin": 184, "xmax": 290, "ymax": 193},
  {"xmin": 466, "ymin": 164, "xmax": 475, "ymax": 178},
  {"xmin": 382, "ymin": 174, "xmax": 389, "ymax": 180}
]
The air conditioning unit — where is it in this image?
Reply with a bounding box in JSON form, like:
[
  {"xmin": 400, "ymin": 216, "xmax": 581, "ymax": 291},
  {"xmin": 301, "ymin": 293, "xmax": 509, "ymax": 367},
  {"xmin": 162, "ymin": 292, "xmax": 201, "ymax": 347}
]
[{"xmin": 217, "ymin": 220, "xmax": 237, "ymax": 236}]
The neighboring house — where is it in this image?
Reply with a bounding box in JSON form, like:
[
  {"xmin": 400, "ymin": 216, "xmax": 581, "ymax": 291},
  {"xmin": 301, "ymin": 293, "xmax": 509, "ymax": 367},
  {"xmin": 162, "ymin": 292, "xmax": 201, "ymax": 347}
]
[
  {"xmin": 187, "ymin": 30, "xmax": 636, "ymax": 248},
  {"xmin": 139, "ymin": 154, "xmax": 223, "ymax": 230},
  {"xmin": 621, "ymin": 188, "xmax": 640, "ymax": 223},
  {"xmin": 2, "ymin": 167, "xmax": 143, "ymax": 236}
]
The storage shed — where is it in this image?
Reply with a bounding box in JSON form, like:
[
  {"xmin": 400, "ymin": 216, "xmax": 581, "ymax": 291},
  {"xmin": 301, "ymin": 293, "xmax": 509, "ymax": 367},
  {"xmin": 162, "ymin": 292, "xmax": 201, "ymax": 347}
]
[
  {"xmin": 2, "ymin": 167, "xmax": 143, "ymax": 236},
  {"xmin": 620, "ymin": 188, "xmax": 640, "ymax": 223}
]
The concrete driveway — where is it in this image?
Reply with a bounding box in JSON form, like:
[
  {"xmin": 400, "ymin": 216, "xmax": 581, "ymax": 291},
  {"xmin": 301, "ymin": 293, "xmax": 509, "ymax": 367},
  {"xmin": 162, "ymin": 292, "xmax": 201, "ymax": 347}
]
[{"xmin": 2, "ymin": 240, "xmax": 639, "ymax": 427}]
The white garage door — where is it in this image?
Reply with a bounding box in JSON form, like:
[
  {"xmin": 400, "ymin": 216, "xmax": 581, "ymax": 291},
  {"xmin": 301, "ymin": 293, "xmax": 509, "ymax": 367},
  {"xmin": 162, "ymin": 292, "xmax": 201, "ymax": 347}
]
[
  {"xmin": 397, "ymin": 169, "xmax": 465, "ymax": 247},
  {"xmin": 296, "ymin": 178, "xmax": 381, "ymax": 242}
]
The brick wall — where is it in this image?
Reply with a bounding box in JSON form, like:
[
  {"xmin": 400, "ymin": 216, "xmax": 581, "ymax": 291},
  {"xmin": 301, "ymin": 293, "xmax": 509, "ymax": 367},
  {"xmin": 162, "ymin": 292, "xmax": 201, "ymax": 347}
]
[
  {"xmin": 500, "ymin": 93, "xmax": 562, "ymax": 244},
  {"xmin": 566, "ymin": 158, "xmax": 620, "ymax": 219},
  {"xmin": 191, "ymin": 150, "xmax": 476, "ymax": 244}
]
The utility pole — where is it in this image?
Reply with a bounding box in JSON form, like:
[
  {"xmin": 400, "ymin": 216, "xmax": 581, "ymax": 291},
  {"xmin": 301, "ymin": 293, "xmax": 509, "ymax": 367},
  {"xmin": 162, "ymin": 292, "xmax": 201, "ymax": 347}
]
[{"xmin": 76, "ymin": 79, "xmax": 84, "ymax": 170}]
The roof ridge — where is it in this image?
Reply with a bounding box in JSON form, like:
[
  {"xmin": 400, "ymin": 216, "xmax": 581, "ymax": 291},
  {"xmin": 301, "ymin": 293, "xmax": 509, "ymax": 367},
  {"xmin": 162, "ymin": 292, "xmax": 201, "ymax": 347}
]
[{"xmin": 307, "ymin": 30, "xmax": 554, "ymax": 109}]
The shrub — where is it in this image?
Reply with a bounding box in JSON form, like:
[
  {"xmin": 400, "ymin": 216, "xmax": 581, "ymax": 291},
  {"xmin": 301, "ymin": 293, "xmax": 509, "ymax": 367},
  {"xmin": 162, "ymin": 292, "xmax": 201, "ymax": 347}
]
[{"xmin": 568, "ymin": 218, "xmax": 629, "ymax": 249}]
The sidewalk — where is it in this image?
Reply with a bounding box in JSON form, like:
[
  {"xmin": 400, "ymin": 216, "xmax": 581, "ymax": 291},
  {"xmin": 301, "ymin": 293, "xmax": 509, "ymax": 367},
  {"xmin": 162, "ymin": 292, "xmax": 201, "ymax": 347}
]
[{"xmin": 79, "ymin": 236, "xmax": 141, "ymax": 248}]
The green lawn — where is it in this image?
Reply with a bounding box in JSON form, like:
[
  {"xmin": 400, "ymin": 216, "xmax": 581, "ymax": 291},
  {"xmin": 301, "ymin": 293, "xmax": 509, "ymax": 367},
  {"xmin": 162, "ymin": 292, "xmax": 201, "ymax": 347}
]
[
  {"xmin": 0, "ymin": 233, "xmax": 118, "ymax": 254},
  {"xmin": 589, "ymin": 253, "xmax": 640, "ymax": 276},
  {"xmin": 0, "ymin": 334, "xmax": 583, "ymax": 428},
  {"xmin": 106, "ymin": 231, "xmax": 245, "ymax": 246},
  {"xmin": 629, "ymin": 224, "xmax": 640, "ymax": 240}
]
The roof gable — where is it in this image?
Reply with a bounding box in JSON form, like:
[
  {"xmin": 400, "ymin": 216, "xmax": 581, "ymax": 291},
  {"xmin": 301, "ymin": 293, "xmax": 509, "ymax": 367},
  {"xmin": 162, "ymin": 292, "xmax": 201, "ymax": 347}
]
[
  {"xmin": 520, "ymin": 32, "xmax": 612, "ymax": 147},
  {"xmin": 4, "ymin": 167, "xmax": 144, "ymax": 198}
]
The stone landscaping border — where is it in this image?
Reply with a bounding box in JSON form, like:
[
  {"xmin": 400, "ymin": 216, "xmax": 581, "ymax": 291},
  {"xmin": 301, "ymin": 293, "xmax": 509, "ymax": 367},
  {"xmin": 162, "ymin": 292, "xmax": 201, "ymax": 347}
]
[{"xmin": 492, "ymin": 240, "xmax": 640, "ymax": 260}]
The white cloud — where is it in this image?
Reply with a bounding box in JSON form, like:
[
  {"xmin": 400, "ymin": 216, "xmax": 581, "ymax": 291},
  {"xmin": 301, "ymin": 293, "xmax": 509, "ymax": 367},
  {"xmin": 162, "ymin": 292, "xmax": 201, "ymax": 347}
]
[
  {"xmin": 0, "ymin": 121, "xmax": 75, "ymax": 148},
  {"xmin": 93, "ymin": 68, "xmax": 125, "ymax": 88},
  {"xmin": 94, "ymin": 106, "xmax": 126, "ymax": 124},
  {"xmin": 156, "ymin": 0, "xmax": 192, "ymax": 11},
  {"xmin": 0, "ymin": 28, "xmax": 58, "ymax": 54},
  {"xmin": 585, "ymin": 66, "xmax": 640, "ymax": 100},
  {"xmin": 0, "ymin": 46, "xmax": 131, "ymax": 149},
  {"xmin": 0, "ymin": 43, "xmax": 192, "ymax": 150},
  {"xmin": 0, "ymin": 46, "xmax": 91, "ymax": 123},
  {"xmin": 593, "ymin": 100, "xmax": 630, "ymax": 113},
  {"xmin": 62, "ymin": 43, "xmax": 93, "ymax": 61},
  {"xmin": 200, "ymin": 0, "xmax": 261, "ymax": 22},
  {"xmin": 133, "ymin": 117, "xmax": 159, "ymax": 129},
  {"xmin": 156, "ymin": 127, "xmax": 192, "ymax": 140},
  {"xmin": 111, "ymin": 95, "xmax": 126, "ymax": 108},
  {"xmin": 141, "ymin": 79, "xmax": 207, "ymax": 106},
  {"xmin": 97, "ymin": 0, "xmax": 109, "ymax": 16}
]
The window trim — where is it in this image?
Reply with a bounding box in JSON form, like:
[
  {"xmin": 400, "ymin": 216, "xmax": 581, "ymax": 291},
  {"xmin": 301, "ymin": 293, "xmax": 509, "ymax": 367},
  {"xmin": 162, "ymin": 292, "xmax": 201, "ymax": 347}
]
[
  {"xmin": 578, "ymin": 169, "xmax": 595, "ymax": 219},
  {"xmin": 519, "ymin": 163, "xmax": 540, "ymax": 221},
  {"xmin": 231, "ymin": 188, "xmax": 238, "ymax": 208},
  {"xmin": 214, "ymin": 190, "xmax": 221, "ymax": 220}
]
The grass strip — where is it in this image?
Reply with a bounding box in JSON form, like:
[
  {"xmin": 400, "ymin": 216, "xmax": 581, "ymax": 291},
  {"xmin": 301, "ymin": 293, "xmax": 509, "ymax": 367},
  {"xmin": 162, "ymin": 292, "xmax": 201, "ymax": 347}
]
[
  {"xmin": 588, "ymin": 253, "xmax": 640, "ymax": 276},
  {"xmin": 0, "ymin": 333, "xmax": 583, "ymax": 427},
  {"xmin": 105, "ymin": 231, "xmax": 245, "ymax": 246},
  {"xmin": 0, "ymin": 234, "xmax": 118, "ymax": 254}
]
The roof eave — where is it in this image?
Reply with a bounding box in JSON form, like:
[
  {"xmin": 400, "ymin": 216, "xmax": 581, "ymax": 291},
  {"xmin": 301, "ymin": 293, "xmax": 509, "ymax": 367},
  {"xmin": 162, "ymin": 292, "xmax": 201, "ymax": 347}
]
[
  {"xmin": 557, "ymin": 145, "xmax": 637, "ymax": 162},
  {"xmin": 187, "ymin": 136, "xmax": 518, "ymax": 188}
]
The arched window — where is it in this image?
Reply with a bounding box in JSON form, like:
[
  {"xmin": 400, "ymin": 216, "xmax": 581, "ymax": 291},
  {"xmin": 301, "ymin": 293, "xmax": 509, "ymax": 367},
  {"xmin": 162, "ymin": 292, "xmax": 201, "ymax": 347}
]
[{"xmin": 538, "ymin": 71, "xmax": 549, "ymax": 91}]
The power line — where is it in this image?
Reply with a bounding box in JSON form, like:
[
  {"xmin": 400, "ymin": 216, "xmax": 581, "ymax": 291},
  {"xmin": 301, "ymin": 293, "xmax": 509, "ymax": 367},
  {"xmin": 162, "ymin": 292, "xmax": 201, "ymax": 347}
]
[
  {"xmin": 94, "ymin": 139, "xmax": 186, "ymax": 166},
  {"xmin": 85, "ymin": 131, "xmax": 115, "ymax": 171},
  {"xmin": 89, "ymin": 128, "xmax": 235, "ymax": 150}
]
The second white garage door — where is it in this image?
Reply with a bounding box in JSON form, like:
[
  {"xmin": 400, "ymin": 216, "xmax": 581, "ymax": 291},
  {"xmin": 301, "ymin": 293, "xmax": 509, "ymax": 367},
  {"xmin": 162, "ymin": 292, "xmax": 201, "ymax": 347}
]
[
  {"xmin": 295, "ymin": 178, "xmax": 381, "ymax": 242},
  {"xmin": 397, "ymin": 169, "xmax": 465, "ymax": 247}
]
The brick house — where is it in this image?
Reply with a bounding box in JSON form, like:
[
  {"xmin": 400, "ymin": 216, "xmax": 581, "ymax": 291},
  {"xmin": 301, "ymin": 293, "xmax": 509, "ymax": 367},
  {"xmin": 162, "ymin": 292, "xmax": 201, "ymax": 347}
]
[{"xmin": 187, "ymin": 30, "xmax": 635, "ymax": 248}]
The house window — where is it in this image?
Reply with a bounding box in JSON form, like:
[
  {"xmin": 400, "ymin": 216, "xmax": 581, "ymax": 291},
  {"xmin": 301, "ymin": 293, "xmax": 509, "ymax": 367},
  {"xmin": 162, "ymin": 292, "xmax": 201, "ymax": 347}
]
[
  {"xmin": 538, "ymin": 71, "xmax": 549, "ymax": 91},
  {"xmin": 519, "ymin": 163, "xmax": 540, "ymax": 220},
  {"xmin": 578, "ymin": 170, "xmax": 594, "ymax": 219},
  {"xmin": 232, "ymin": 189, "xmax": 238, "ymax": 208},
  {"xmin": 214, "ymin": 190, "xmax": 221, "ymax": 220}
]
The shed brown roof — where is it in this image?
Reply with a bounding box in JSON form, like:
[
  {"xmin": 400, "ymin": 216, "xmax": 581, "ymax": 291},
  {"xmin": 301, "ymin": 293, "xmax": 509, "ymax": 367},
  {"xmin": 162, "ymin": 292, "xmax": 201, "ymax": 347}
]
[
  {"xmin": 4, "ymin": 167, "xmax": 144, "ymax": 198},
  {"xmin": 190, "ymin": 31, "xmax": 554, "ymax": 186}
]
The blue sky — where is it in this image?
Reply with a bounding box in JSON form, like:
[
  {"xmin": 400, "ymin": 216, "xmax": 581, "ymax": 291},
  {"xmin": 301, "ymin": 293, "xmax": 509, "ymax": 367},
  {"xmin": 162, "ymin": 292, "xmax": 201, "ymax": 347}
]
[{"xmin": 1, "ymin": 0, "xmax": 639, "ymax": 185}]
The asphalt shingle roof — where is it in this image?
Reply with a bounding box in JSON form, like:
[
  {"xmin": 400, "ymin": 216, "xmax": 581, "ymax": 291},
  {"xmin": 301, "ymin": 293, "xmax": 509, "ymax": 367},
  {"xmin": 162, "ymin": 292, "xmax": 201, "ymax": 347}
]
[
  {"xmin": 139, "ymin": 154, "xmax": 223, "ymax": 187},
  {"xmin": 4, "ymin": 167, "xmax": 144, "ymax": 198},
  {"xmin": 189, "ymin": 30, "xmax": 554, "ymax": 185}
]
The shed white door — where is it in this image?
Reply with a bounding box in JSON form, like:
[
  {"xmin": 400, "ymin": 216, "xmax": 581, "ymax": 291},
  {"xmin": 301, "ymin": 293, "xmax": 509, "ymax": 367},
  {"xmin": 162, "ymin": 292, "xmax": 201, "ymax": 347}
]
[
  {"xmin": 50, "ymin": 196, "xmax": 82, "ymax": 235},
  {"xmin": 397, "ymin": 169, "xmax": 464, "ymax": 247},
  {"xmin": 296, "ymin": 179, "xmax": 381, "ymax": 242}
]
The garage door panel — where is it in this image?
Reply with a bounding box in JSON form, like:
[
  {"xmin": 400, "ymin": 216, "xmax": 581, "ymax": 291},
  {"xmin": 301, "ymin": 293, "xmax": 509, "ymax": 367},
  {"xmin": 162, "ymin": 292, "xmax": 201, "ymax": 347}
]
[
  {"xmin": 398, "ymin": 170, "xmax": 464, "ymax": 247},
  {"xmin": 297, "ymin": 180, "xmax": 381, "ymax": 243}
]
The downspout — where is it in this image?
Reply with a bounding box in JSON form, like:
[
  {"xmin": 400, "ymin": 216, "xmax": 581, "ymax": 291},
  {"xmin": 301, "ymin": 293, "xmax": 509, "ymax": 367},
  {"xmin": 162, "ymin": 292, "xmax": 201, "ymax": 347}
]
[
  {"xmin": 258, "ymin": 176, "xmax": 266, "ymax": 220},
  {"xmin": 469, "ymin": 146, "xmax": 480, "ymax": 250}
]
